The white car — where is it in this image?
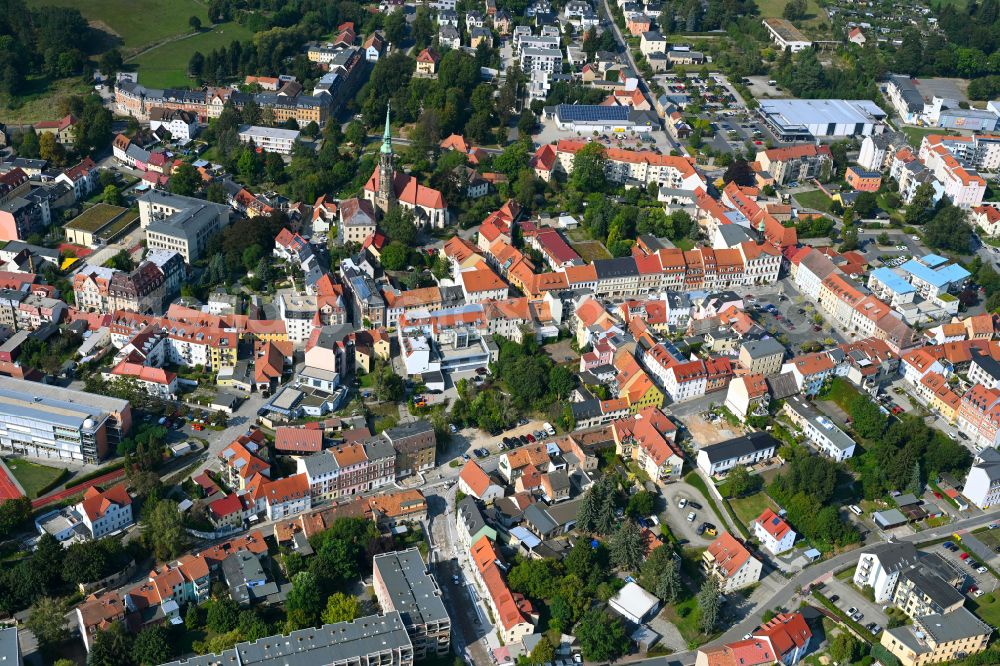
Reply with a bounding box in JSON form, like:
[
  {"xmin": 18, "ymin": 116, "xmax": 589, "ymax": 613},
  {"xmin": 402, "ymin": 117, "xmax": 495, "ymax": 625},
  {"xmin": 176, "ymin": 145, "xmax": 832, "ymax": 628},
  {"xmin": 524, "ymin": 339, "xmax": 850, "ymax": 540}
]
[
  {"xmin": 975, "ymin": 589, "xmax": 985, "ymax": 597},
  {"xmin": 678, "ymin": 498, "xmax": 688, "ymax": 509},
  {"xmin": 687, "ymin": 511, "xmax": 697, "ymax": 522},
  {"xmin": 978, "ymin": 566, "xmax": 988, "ymax": 574}
]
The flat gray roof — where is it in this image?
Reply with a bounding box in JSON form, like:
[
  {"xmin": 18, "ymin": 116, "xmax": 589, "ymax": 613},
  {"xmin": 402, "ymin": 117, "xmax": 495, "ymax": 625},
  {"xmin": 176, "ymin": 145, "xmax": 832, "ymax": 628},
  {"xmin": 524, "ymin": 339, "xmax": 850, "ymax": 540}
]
[
  {"xmin": 0, "ymin": 376, "xmax": 128, "ymax": 427},
  {"xmin": 161, "ymin": 612, "xmax": 412, "ymax": 666},
  {"xmin": 373, "ymin": 549, "xmax": 449, "ymax": 628}
]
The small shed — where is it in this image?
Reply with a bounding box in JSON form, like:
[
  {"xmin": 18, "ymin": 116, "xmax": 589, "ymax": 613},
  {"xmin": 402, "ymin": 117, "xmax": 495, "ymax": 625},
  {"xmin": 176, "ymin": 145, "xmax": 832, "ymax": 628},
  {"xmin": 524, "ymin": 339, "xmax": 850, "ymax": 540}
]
[{"xmin": 803, "ymin": 548, "xmax": 821, "ymax": 562}]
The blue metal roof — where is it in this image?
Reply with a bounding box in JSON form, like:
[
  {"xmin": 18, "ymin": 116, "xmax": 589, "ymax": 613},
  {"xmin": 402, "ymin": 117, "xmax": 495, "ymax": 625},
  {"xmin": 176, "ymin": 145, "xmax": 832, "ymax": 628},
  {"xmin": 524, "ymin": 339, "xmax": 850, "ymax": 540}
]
[
  {"xmin": 921, "ymin": 253, "xmax": 948, "ymax": 268},
  {"xmin": 871, "ymin": 266, "xmax": 914, "ymax": 294},
  {"xmin": 899, "ymin": 258, "xmax": 970, "ymax": 289}
]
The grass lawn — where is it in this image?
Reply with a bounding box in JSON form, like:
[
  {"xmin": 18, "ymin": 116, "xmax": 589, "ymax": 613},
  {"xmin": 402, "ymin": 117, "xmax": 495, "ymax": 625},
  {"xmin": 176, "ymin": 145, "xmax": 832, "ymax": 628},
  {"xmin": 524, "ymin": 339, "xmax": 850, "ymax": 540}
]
[
  {"xmin": 822, "ymin": 377, "xmax": 863, "ymax": 412},
  {"xmin": 571, "ymin": 240, "xmax": 612, "ymax": 262},
  {"xmin": 972, "ymin": 592, "xmax": 1000, "ymax": 629},
  {"xmin": 975, "ymin": 528, "xmax": 1000, "ymax": 549},
  {"xmin": 132, "ymin": 22, "xmax": 254, "ymax": 88},
  {"xmin": 661, "ymin": 595, "xmax": 717, "ymax": 647},
  {"xmin": 728, "ymin": 491, "xmax": 778, "ymax": 526},
  {"xmin": 0, "ymin": 77, "xmax": 94, "ymax": 124},
  {"xmin": 794, "ymin": 189, "xmax": 833, "ymax": 213},
  {"xmin": 675, "ymin": 238, "xmax": 696, "ymax": 251},
  {"xmin": 900, "ymin": 126, "xmax": 957, "ymax": 148},
  {"xmin": 835, "ymin": 565, "xmax": 856, "ymax": 581},
  {"xmin": 34, "ymin": 0, "xmax": 208, "ymax": 53},
  {"xmin": 5, "ymin": 458, "xmax": 66, "ymax": 499}
]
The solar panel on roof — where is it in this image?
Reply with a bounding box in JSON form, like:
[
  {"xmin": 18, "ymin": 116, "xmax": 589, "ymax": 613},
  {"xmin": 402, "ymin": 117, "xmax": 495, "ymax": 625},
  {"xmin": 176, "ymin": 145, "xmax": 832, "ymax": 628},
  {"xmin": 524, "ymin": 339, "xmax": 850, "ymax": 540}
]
[{"xmin": 557, "ymin": 104, "xmax": 629, "ymax": 121}]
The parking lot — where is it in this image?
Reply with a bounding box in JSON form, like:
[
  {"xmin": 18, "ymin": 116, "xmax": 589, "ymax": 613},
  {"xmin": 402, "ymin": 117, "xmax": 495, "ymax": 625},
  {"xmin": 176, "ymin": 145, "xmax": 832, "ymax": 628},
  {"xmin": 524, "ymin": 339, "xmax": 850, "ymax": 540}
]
[
  {"xmin": 660, "ymin": 481, "xmax": 718, "ymax": 545},
  {"xmin": 934, "ymin": 539, "xmax": 998, "ymax": 597},
  {"xmin": 749, "ymin": 287, "xmax": 840, "ymax": 351},
  {"xmin": 822, "ymin": 576, "xmax": 890, "ymax": 638}
]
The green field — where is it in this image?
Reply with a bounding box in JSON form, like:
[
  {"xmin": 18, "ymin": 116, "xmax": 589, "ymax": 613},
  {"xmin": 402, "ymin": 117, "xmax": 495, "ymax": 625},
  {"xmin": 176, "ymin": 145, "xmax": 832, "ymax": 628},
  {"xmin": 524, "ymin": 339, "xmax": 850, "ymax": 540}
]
[
  {"xmin": 900, "ymin": 126, "xmax": 958, "ymax": 148},
  {"xmin": 728, "ymin": 491, "xmax": 778, "ymax": 526},
  {"xmin": 5, "ymin": 458, "xmax": 66, "ymax": 499},
  {"xmin": 754, "ymin": 0, "xmax": 826, "ymax": 28},
  {"xmin": 132, "ymin": 23, "xmax": 255, "ymax": 88},
  {"xmin": 34, "ymin": 0, "xmax": 209, "ymax": 53},
  {"xmin": 972, "ymin": 593, "xmax": 1000, "ymax": 629},
  {"xmin": 794, "ymin": 189, "xmax": 833, "ymax": 213},
  {"xmin": 0, "ymin": 76, "xmax": 95, "ymax": 124}
]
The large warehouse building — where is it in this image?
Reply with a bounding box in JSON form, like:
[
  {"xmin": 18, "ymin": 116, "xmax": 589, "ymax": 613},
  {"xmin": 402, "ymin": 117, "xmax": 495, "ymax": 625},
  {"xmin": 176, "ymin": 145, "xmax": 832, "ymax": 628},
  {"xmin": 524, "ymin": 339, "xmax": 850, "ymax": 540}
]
[
  {"xmin": 548, "ymin": 104, "xmax": 657, "ymax": 134},
  {"xmin": 758, "ymin": 99, "xmax": 888, "ymax": 140},
  {"xmin": 0, "ymin": 377, "xmax": 132, "ymax": 463}
]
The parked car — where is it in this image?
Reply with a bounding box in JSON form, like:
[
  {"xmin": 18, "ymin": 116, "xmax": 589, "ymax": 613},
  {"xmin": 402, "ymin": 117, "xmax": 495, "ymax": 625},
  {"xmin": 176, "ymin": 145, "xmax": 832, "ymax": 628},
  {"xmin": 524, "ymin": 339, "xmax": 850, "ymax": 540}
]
[
  {"xmin": 829, "ymin": 594, "xmax": 839, "ymax": 603},
  {"xmin": 853, "ymin": 612, "xmax": 864, "ymax": 622},
  {"xmin": 978, "ymin": 566, "xmax": 988, "ymax": 574},
  {"xmin": 678, "ymin": 498, "xmax": 688, "ymax": 509},
  {"xmin": 687, "ymin": 512, "xmax": 696, "ymax": 522},
  {"xmin": 689, "ymin": 501, "xmax": 703, "ymax": 510},
  {"xmin": 847, "ymin": 607, "xmax": 859, "ymax": 616},
  {"xmin": 960, "ymin": 552, "xmax": 970, "ymax": 560}
]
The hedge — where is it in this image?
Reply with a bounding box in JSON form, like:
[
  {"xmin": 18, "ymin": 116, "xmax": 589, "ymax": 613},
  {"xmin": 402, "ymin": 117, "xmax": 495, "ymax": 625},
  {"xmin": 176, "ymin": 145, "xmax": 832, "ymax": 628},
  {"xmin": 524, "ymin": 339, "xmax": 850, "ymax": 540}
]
[{"xmin": 71, "ymin": 459, "xmax": 127, "ymax": 486}]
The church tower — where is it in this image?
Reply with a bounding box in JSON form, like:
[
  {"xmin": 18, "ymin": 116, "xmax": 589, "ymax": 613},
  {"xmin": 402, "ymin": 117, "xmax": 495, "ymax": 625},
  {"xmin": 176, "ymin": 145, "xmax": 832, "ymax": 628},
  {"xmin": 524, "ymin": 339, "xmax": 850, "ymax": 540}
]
[{"xmin": 376, "ymin": 103, "xmax": 395, "ymax": 214}]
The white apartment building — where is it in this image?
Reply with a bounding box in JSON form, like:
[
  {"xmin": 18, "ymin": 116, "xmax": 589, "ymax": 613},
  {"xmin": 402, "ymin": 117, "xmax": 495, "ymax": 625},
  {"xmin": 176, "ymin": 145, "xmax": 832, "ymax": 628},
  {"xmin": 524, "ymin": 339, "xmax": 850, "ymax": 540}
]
[
  {"xmin": 520, "ymin": 47, "xmax": 562, "ymax": 73},
  {"xmin": 77, "ymin": 485, "xmax": 134, "ymax": 539},
  {"xmin": 783, "ymin": 395, "xmax": 857, "ymax": 461},
  {"xmin": 963, "ymin": 448, "xmax": 1000, "ymax": 510},
  {"xmin": 238, "ymin": 125, "xmax": 301, "ymax": 155},
  {"xmin": 854, "ymin": 542, "xmax": 920, "ymax": 603}
]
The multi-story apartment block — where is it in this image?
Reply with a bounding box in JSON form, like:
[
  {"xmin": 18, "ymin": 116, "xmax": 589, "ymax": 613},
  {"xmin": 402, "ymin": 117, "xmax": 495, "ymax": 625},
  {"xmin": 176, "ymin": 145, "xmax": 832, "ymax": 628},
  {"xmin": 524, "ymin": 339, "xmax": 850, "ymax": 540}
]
[
  {"xmin": 373, "ymin": 549, "xmax": 450, "ymax": 659},
  {"xmin": 881, "ymin": 608, "xmax": 991, "ymax": 666},
  {"xmin": 854, "ymin": 542, "xmax": 920, "ymax": 603},
  {"xmin": 702, "ymin": 532, "xmax": 763, "ymax": 592},
  {"xmin": 138, "ymin": 191, "xmax": 231, "ymax": 263},
  {"xmin": 963, "ymin": 448, "xmax": 1000, "ymax": 509},
  {"xmin": 755, "ymin": 144, "xmax": 832, "ymax": 184},
  {"xmin": 783, "ymin": 395, "xmax": 856, "ymax": 461},
  {"xmin": 382, "ymin": 420, "xmax": 437, "ymax": 478}
]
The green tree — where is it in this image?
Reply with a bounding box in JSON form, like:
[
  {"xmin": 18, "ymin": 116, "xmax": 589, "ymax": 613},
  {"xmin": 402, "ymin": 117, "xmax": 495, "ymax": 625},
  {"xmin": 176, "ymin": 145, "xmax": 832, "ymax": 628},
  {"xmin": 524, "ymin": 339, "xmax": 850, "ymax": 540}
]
[
  {"xmin": 904, "ymin": 183, "xmax": 935, "ymax": 226},
  {"xmin": 132, "ymin": 625, "xmax": 173, "ymax": 666},
  {"xmin": 380, "ymin": 206, "xmax": 418, "ymax": 245},
  {"xmin": 527, "ymin": 636, "xmax": 556, "ymax": 664},
  {"xmin": 697, "ymin": 577, "xmax": 722, "ymax": 633},
  {"xmin": 627, "ymin": 490, "xmax": 657, "ymax": 517},
  {"xmin": 38, "ymin": 132, "xmax": 66, "ymax": 166},
  {"xmin": 19, "ymin": 130, "xmax": 40, "ymax": 159},
  {"xmin": 0, "ymin": 497, "xmax": 30, "ymax": 538},
  {"xmin": 576, "ymin": 609, "xmax": 630, "ymax": 662},
  {"xmin": 723, "ymin": 465, "xmax": 762, "ymax": 498},
  {"xmin": 384, "ymin": 11, "xmax": 407, "ymax": 45},
  {"xmin": 185, "ymin": 603, "xmax": 203, "ymax": 630},
  {"xmin": 853, "ymin": 191, "xmax": 879, "ymax": 218},
  {"xmin": 27, "ymin": 597, "xmax": 69, "ymax": 653},
  {"xmin": 652, "ymin": 555, "xmax": 682, "ymax": 603},
  {"xmin": 508, "ymin": 558, "xmax": 563, "ymax": 600},
  {"xmin": 829, "ymin": 631, "xmax": 861, "ymax": 664},
  {"xmin": 576, "ymin": 474, "xmax": 617, "ymax": 535},
  {"xmin": 206, "ymin": 596, "xmax": 239, "ymax": 633},
  {"xmin": 99, "ymin": 49, "xmax": 124, "ymax": 78},
  {"xmin": 849, "ymin": 393, "xmax": 887, "ymax": 440},
  {"xmin": 924, "ymin": 205, "xmax": 972, "ymax": 253},
  {"xmin": 345, "ymin": 121, "xmax": 367, "ymax": 147},
  {"xmin": 102, "ymin": 184, "xmax": 122, "ymax": 206},
  {"xmin": 88, "ymin": 621, "xmax": 135, "ymax": 666},
  {"xmin": 142, "ymin": 499, "xmax": 187, "ymax": 561},
  {"xmin": 189, "ymin": 15, "xmax": 202, "ymax": 31},
  {"xmin": 610, "ymin": 519, "xmax": 644, "ymax": 571},
  {"xmin": 170, "ymin": 162, "xmax": 201, "ymax": 196},
  {"xmin": 321, "ymin": 592, "xmax": 359, "ymax": 625},
  {"xmin": 571, "ymin": 143, "xmax": 606, "ymax": 192},
  {"xmin": 380, "ymin": 241, "xmax": 409, "ymax": 271},
  {"xmin": 285, "ymin": 571, "xmax": 324, "ymax": 630},
  {"xmin": 723, "ymin": 159, "xmax": 755, "ymax": 187}
]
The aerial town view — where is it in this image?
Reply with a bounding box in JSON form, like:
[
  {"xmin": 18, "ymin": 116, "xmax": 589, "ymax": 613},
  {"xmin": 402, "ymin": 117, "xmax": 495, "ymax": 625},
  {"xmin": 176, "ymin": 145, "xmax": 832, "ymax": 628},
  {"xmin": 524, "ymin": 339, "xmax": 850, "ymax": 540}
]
[{"xmin": 3, "ymin": 0, "xmax": 1000, "ymax": 665}]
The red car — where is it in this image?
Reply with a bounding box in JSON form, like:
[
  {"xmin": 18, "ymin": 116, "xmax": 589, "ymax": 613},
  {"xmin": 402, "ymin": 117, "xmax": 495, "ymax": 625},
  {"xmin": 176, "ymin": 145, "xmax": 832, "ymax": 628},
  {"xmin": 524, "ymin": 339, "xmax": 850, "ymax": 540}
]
[
  {"xmin": 933, "ymin": 491, "xmax": 943, "ymax": 499},
  {"xmin": 526, "ymin": 434, "xmax": 535, "ymax": 442},
  {"xmin": 891, "ymin": 406, "xmax": 904, "ymax": 415},
  {"xmin": 960, "ymin": 552, "xmax": 970, "ymax": 560}
]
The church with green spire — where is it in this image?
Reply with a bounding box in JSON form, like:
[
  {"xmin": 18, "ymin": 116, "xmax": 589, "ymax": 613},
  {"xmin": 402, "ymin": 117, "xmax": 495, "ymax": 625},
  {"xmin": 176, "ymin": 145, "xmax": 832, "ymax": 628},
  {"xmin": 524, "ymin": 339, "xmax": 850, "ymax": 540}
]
[{"xmin": 363, "ymin": 104, "xmax": 449, "ymax": 228}]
